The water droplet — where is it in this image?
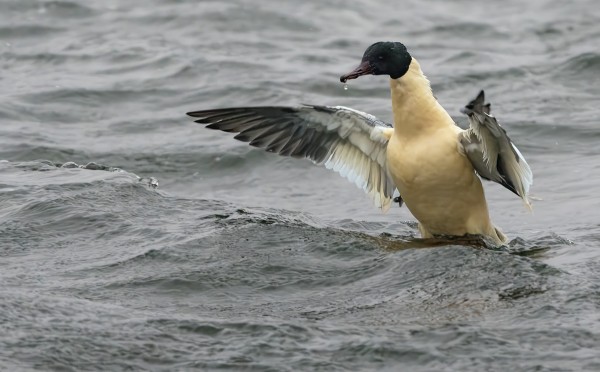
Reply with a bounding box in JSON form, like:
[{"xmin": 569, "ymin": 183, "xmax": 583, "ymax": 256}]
[{"xmin": 343, "ymin": 83, "xmax": 348, "ymax": 91}]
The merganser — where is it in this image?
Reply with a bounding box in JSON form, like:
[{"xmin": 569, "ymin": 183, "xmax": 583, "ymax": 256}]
[{"xmin": 187, "ymin": 41, "xmax": 532, "ymax": 245}]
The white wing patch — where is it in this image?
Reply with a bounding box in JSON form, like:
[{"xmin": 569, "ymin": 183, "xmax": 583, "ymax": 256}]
[
  {"xmin": 510, "ymin": 143, "xmax": 533, "ymax": 196},
  {"xmin": 324, "ymin": 127, "xmax": 394, "ymax": 210}
]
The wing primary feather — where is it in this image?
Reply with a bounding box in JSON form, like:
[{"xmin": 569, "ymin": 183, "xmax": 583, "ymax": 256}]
[
  {"xmin": 461, "ymin": 92, "xmax": 533, "ymax": 209},
  {"xmin": 188, "ymin": 105, "xmax": 397, "ymax": 209},
  {"xmin": 205, "ymin": 116, "xmax": 265, "ymax": 132}
]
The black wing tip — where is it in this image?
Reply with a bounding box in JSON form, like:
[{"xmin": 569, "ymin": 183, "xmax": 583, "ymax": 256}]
[
  {"xmin": 205, "ymin": 122, "xmax": 222, "ymax": 129},
  {"xmin": 501, "ymin": 179, "xmax": 520, "ymax": 197},
  {"xmin": 461, "ymin": 90, "xmax": 491, "ymax": 116},
  {"xmin": 473, "ymin": 90, "xmax": 485, "ymax": 105},
  {"xmin": 187, "ymin": 111, "xmax": 204, "ymax": 118},
  {"xmin": 186, "ymin": 108, "xmax": 242, "ymax": 118},
  {"xmin": 484, "ymin": 103, "xmax": 491, "ymax": 115},
  {"xmin": 187, "ymin": 106, "xmax": 302, "ymax": 118}
]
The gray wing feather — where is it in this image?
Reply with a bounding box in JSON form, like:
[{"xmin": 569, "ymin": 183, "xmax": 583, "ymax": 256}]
[
  {"xmin": 459, "ymin": 91, "xmax": 533, "ymax": 208},
  {"xmin": 187, "ymin": 105, "xmax": 397, "ymax": 210}
]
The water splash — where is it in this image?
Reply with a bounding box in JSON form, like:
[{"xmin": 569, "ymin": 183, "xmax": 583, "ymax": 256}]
[
  {"xmin": 343, "ymin": 83, "xmax": 348, "ymax": 91},
  {"xmin": 36, "ymin": 160, "xmax": 159, "ymax": 188}
]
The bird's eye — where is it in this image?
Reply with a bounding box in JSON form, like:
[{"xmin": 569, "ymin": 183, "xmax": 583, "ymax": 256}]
[{"xmin": 466, "ymin": 104, "xmax": 474, "ymax": 109}]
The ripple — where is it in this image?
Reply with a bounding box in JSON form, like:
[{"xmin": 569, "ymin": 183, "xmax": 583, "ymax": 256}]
[
  {"xmin": 506, "ymin": 233, "xmax": 574, "ymax": 258},
  {"xmin": 405, "ymin": 21, "xmax": 508, "ymax": 39},
  {"xmin": 201, "ymin": 8, "xmax": 318, "ymax": 33},
  {"xmin": 20, "ymin": 87, "xmax": 183, "ymax": 107},
  {"xmin": 557, "ymin": 52, "xmax": 600, "ymax": 77},
  {"xmin": 0, "ymin": 25, "xmax": 64, "ymax": 39},
  {"xmin": 2, "ymin": 0, "xmax": 600, "ymax": 370},
  {"xmin": 37, "ymin": 1, "xmax": 96, "ymax": 18}
]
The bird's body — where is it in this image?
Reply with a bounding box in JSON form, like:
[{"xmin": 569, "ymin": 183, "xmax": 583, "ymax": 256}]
[
  {"xmin": 187, "ymin": 41, "xmax": 532, "ymax": 245},
  {"xmin": 385, "ymin": 59, "xmax": 505, "ymax": 242}
]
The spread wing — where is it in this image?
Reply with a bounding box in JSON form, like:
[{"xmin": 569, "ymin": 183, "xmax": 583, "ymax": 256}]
[
  {"xmin": 459, "ymin": 91, "xmax": 533, "ymax": 209},
  {"xmin": 187, "ymin": 105, "xmax": 397, "ymax": 211}
]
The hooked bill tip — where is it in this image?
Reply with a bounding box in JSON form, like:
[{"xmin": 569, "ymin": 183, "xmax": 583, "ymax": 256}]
[{"xmin": 339, "ymin": 61, "xmax": 373, "ymax": 84}]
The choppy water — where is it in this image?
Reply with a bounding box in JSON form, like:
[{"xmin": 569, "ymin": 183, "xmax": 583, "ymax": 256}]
[{"xmin": 1, "ymin": 0, "xmax": 600, "ymax": 370}]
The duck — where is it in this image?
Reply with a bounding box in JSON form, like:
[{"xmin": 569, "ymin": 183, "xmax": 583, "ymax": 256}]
[{"xmin": 187, "ymin": 41, "xmax": 533, "ymax": 245}]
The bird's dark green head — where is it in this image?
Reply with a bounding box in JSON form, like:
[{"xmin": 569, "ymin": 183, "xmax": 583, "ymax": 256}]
[{"xmin": 340, "ymin": 41, "xmax": 412, "ymax": 83}]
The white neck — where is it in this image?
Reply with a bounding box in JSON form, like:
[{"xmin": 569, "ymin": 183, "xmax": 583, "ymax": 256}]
[{"xmin": 389, "ymin": 58, "xmax": 454, "ymax": 137}]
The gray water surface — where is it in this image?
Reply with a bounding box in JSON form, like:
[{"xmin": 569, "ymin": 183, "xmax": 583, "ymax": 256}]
[{"xmin": 1, "ymin": 0, "xmax": 600, "ymax": 371}]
